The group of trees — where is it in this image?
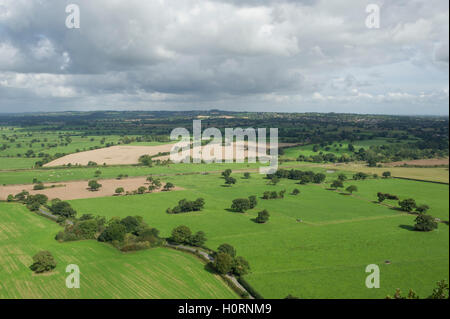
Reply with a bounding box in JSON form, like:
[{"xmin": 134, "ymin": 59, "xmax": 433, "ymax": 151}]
[
  {"xmin": 170, "ymin": 225, "xmax": 206, "ymax": 247},
  {"xmin": 114, "ymin": 178, "xmax": 174, "ymax": 196},
  {"xmin": 262, "ymin": 190, "xmax": 286, "ymax": 200},
  {"xmin": 377, "ymin": 192, "xmax": 399, "ymax": 202},
  {"xmin": 222, "ymin": 169, "xmax": 237, "ymax": 186},
  {"xmin": 386, "ymin": 280, "xmax": 449, "ymax": 299},
  {"xmin": 96, "ymin": 216, "xmax": 163, "ymax": 251},
  {"xmin": 268, "ymin": 169, "xmax": 326, "ymax": 185},
  {"xmin": 230, "ymin": 196, "xmax": 257, "ymax": 213},
  {"xmin": 166, "ymin": 198, "xmax": 205, "ymax": 214},
  {"xmin": 212, "ymin": 244, "xmax": 250, "ymax": 276}
]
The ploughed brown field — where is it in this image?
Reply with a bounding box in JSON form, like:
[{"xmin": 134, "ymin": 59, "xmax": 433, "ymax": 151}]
[{"xmin": 0, "ymin": 176, "xmax": 181, "ymax": 201}]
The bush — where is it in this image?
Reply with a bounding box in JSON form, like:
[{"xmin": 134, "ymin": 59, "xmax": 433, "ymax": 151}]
[
  {"xmin": 291, "ymin": 189, "xmax": 300, "ymax": 195},
  {"xmin": 29, "ymin": 251, "xmax": 57, "ymax": 273}
]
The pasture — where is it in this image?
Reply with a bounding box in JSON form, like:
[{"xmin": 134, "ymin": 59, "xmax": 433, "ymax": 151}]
[
  {"xmin": 68, "ymin": 172, "xmax": 449, "ymax": 298},
  {"xmin": 0, "ymin": 202, "xmax": 238, "ymax": 299}
]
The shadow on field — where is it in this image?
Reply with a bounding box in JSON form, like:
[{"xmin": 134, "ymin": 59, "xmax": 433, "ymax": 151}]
[
  {"xmin": 204, "ymin": 262, "xmax": 216, "ymax": 274},
  {"xmin": 399, "ymin": 224, "xmax": 416, "ymax": 231}
]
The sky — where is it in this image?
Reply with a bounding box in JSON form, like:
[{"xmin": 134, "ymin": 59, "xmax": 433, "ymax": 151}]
[{"xmin": 0, "ymin": 0, "xmax": 448, "ymax": 115}]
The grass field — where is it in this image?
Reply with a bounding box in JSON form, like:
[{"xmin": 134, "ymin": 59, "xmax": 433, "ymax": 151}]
[
  {"xmin": 318, "ymin": 163, "xmax": 449, "ymax": 184},
  {"xmin": 0, "ymin": 202, "xmax": 238, "ymax": 299},
  {"xmin": 67, "ymin": 172, "xmax": 449, "ymax": 298},
  {"xmin": 281, "ymin": 138, "xmax": 408, "ymax": 159}
]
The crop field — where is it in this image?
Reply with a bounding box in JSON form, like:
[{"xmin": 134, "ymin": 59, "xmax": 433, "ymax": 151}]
[
  {"xmin": 67, "ymin": 172, "xmax": 449, "ymax": 298},
  {"xmin": 0, "ymin": 202, "xmax": 237, "ymax": 299}
]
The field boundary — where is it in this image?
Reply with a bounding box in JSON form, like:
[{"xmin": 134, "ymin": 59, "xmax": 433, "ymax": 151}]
[{"xmin": 392, "ymin": 176, "xmax": 449, "ymax": 185}]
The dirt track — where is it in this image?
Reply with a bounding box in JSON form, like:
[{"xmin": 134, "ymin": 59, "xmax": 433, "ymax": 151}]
[{"xmin": 0, "ymin": 177, "xmax": 181, "ymax": 201}]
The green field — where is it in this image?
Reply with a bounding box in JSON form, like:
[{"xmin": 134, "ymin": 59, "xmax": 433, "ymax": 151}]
[
  {"xmin": 66, "ymin": 172, "xmax": 449, "ymax": 298},
  {"xmin": 281, "ymin": 138, "xmax": 406, "ymax": 159},
  {"xmin": 0, "ymin": 202, "xmax": 238, "ymax": 299}
]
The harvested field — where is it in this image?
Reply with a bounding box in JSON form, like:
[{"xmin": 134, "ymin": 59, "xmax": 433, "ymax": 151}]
[
  {"xmin": 0, "ymin": 177, "xmax": 181, "ymax": 201},
  {"xmin": 44, "ymin": 142, "xmax": 296, "ymax": 167},
  {"xmin": 384, "ymin": 158, "xmax": 449, "ymax": 167},
  {"xmin": 44, "ymin": 144, "xmax": 175, "ymax": 167}
]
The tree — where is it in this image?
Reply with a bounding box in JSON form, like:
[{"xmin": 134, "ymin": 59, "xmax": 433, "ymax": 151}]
[
  {"xmin": 346, "ymin": 185, "xmax": 358, "ymax": 194},
  {"xmin": 115, "ymin": 187, "xmax": 125, "ymax": 195},
  {"xmin": 353, "ymin": 172, "xmax": 368, "ymax": 180},
  {"xmin": 382, "ymin": 171, "xmax": 391, "ymax": 178},
  {"xmin": 248, "ymin": 195, "xmax": 257, "ymax": 209},
  {"xmin": 243, "ymin": 172, "xmax": 251, "ymax": 179},
  {"xmin": 313, "ymin": 173, "xmax": 326, "ymax": 184},
  {"xmin": 163, "ymin": 182, "xmax": 175, "ymax": 191},
  {"xmin": 33, "ymin": 182, "xmax": 45, "ymax": 190},
  {"xmin": 414, "ymin": 214, "xmax": 438, "ymax": 232},
  {"xmin": 88, "ymin": 180, "xmax": 102, "ymax": 191},
  {"xmin": 98, "ymin": 222, "xmax": 127, "ymax": 242},
  {"xmin": 50, "ymin": 201, "xmax": 77, "ymax": 218},
  {"xmin": 416, "ymin": 205, "xmax": 430, "ymax": 214},
  {"xmin": 171, "ymin": 225, "xmax": 192, "ymax": 244},
  {"xmin": 292, "ymin": 188, "xmax": 300, "ymax": 195},
  {"xmin": 429, "ymin": 280, "xmax": 449, "ymax": 299},
  {"xmin": 338, "ymin": 174, "xmax": 347, "ymax": 182},
  {"xmin": 29, "ymin": 251, "xmax": 57, "ymax": 273},
  {"xmin": 213, "ymin": 252, "xmax": 233, "ymax": 274},
  {"xmin": 399, "ymin": 198, "xmax": 417, "ymax": 212},
  {"xmin": 377, "ymin": 192, "xmax": 386, "ymax": 203},
  {"xmin": 7, "ymin": 194, "xmax": 14, "ymax": 202},
  {"xmin": 269, "ymin": 176, "xmax": 280, "ymax": 185},
  {"xmin": 232, "ymin": 256, "xmax": 250, "ymax": 276},
  {"xmin": 222, "ymin": 169, "xmax": 232, "ymax": 178},
  {"xmin": 255, "ymin": 210, "xmax": 270, "ymax": 223},
  {"xmin": 218, "ymin": 244, "xmax": 236, "ymax": 257},
  {"xmin": 330, "ymin": 180, "xmax": 344, "ymax": 189},
  {"xmin": 231, "ymin": 198, "xmax": 251, "ymax": 212},
  {"xmin": 120, "ymin": 216, "xmax": 141, "ymax": 233},
  {"xmin": 137, "ymin": 186, "xmax": 147, "ymax": 194},
  {"xmin": 189, "ymin": 231, "xmax": 206, "ymax": 247},
  {"xmin": 139, "ymin": 155, "xmax": 153, "ymax": 166},
  {"xmin": 225, "ymin": 176, "xmax": 236, "ymax": 186}
]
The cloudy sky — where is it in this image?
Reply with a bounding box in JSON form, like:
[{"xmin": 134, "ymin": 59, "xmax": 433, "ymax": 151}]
[{"xmin": 0, "ymin": 0, "xmax": 448, "ymax": 115}]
